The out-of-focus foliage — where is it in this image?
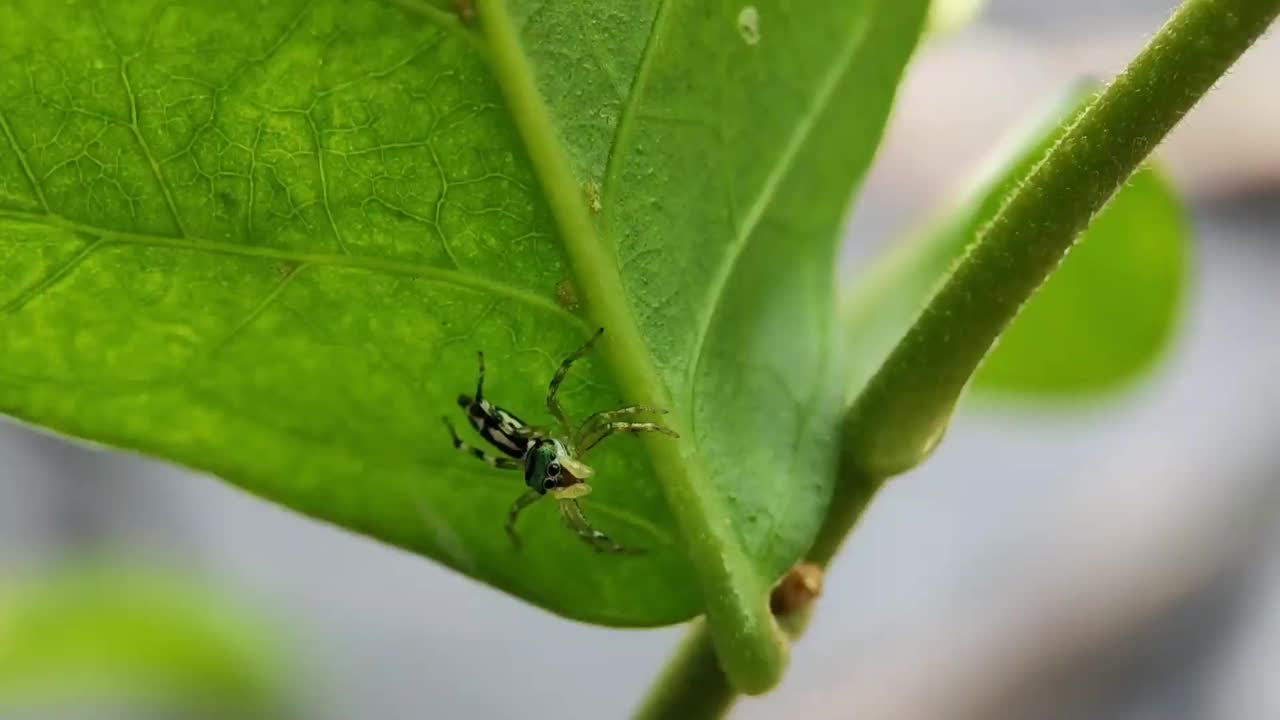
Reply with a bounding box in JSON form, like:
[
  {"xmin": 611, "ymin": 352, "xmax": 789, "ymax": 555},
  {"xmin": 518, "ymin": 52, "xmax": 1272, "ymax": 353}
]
[
  {"xmin": 0, "ymin": 566, "xmax": 290, "ymax": 716},
  {"xmin": 845, "ymin": 84, "xmax": 1189, "ymax": 402},
  {"xmin": 926, "ymin": 0, "xmax": 988, "ymax": 38}
]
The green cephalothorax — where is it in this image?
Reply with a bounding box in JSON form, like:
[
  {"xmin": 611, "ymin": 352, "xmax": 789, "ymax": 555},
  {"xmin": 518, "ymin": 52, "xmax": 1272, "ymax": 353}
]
[
  {"xmin": 442, "ymin": 328, "xmax": 677, "ymax": 554},
  {"xmin": 522, "ymin": 439, "xmax": 580, "ymax": 493}
]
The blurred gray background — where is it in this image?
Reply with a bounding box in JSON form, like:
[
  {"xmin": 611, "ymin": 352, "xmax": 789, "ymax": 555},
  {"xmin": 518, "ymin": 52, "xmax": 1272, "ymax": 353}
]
[{"xmin": 3, "ymin": 0, "xmax": 1278, "ymax": 718}]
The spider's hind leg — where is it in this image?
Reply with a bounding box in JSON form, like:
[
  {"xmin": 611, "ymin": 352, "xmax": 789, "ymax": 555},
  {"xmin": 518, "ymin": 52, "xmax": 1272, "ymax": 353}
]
[
  {"xmin": 442, "ymin": 417, "xmax": 521, "ymax": 470},
  {"xmin": 456, "ymin": 351, "xmax": 487, "ymax": 409},
  {"xmin": 473, "ymin": 350, "xmax": 486, "ymax": 401}
]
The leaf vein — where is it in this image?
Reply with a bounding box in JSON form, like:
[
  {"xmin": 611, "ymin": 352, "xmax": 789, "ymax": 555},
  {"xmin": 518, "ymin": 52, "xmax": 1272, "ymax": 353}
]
[
  {"xmin": 120, "ymin": 55, "xmax": 188, "ymax": 238},
  {"xmin": 0, "ymin": 210, "xmax": 583, "ymax": 326},
  {"xmin": 2, "ymin": 237, "xmax": 106, "ymax": 314},
  {"xmin": 0, "ymin": 112, "xmax": 49, "ymax": 212},
  {"xmin": 598, "ymin": 0, "xmax": 670, "ymax": 206},
  {"xmin": 212, "ymin": 262, "xmax": 308, "ymax": 353},
  {"xmin": 379, "ymin": 0, "xmax": 483, "ymax": 48},
  {"xmin": 306, "ymin": 113, "xmax": 351, "ymax": 255},
  {"xmin": 685, "ymin": 13, "xmax": 873, "ymax": 397}
]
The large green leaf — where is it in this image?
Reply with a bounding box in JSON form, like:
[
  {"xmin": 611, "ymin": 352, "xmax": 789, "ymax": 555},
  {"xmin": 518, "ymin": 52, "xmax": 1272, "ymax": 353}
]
[
  {"xmin": 844, "ymin": 83, "xmax": 1189, "ymax": 402},
  {"xmin": 0, "ymin": 567, "xmax": 288, "ymax": 715},
  {"xmin": 0, "ymin": 0, "xmax": 926, "ymax": 632}
]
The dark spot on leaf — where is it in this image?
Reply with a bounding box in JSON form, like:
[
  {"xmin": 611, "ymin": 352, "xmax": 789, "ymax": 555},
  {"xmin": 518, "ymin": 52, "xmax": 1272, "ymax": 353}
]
[
  {"xmin": 216, "ymin": 190, "xmax": 238, "ymax": 214},
  {"xmin": 452, "ymin": 0, "xmax": 476, "ymax": 25}
]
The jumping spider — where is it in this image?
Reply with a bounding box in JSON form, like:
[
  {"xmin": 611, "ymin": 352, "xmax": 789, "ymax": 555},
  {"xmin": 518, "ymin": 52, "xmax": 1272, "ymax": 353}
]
[{"xmin": 442, "ymin": 328, "xmax": 677, "ymax": 554}]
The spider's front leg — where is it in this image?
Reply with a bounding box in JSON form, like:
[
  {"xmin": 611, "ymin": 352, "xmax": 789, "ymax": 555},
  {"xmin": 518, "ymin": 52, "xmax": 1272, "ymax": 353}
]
[
  {"xmin": 505, "ymin": 489, "xmax": 545, "ymax": 549},
  {"xmin": 558, "ymin": 497, "xmax": 642, "ymax": 554},
  {"xmin": 546, "ymin": 327, "xmax": 604, "ymax": 436},
  {"xmin": 579, "ymin": 420, "xmax": 678, "ymax": 454},
  {"xmin": 574, "ymin": 405, "xmax": 668, "ymax": 444}
]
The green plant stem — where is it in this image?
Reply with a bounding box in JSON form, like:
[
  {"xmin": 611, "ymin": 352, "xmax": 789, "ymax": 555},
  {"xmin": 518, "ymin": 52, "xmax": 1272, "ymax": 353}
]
[
  {"xmin": 634, "ymin": 0, "xmax": 1279, "ymax": 715},
  {"xmin": 844, "ymin": 0, "xmax": 1280, "ymax": 480},
  {"xmin": 632, "ymin": 622, "xmax": 733, "ymax": 720},
  {"xmin": 475, "ymin": 0, "xmax": 786, "ymax": 694}
]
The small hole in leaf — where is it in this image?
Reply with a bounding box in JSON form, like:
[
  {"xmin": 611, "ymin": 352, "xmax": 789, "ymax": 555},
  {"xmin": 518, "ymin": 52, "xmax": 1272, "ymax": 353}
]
[{"xmin": 737, "ymin": 6, "xmax": 760, "ymax": 46}]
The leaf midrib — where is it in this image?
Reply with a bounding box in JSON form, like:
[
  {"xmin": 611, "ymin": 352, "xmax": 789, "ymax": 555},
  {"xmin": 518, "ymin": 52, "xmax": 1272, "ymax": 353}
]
[{"xmin": 473, "ymin": 0, "xmax": 784, "ymax": 690}]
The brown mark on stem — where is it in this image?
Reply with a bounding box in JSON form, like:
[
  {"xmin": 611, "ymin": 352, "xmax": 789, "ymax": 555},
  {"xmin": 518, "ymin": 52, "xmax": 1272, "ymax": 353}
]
[{"xmin": 770, "ymin": 562, "xmax": 823, "ymax": 616}]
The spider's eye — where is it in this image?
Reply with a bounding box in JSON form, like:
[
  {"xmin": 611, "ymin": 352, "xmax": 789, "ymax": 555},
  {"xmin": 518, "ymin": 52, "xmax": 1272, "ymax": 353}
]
[
  {"xmin": 543, "ymin": 477, "xmax": 557, "ymax": 492},
  {"xmin": 547, "ymin": 462, "xmax": 561, "ymax": 476}
]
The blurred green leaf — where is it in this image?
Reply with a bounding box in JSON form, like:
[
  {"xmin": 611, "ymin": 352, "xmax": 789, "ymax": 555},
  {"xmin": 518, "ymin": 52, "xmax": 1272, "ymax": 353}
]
[
  {"xmin": 0, "ymin": 567, "xmax": 289, "ymax": 716},
  {"xmin": 925, "ymin": 0, "xmax": 988, "ymax": 38},
  {"xmin": 0, "ymin": 0, "xmax": 927, "ymax": 635},
  {"xmin": 973, "ymin": 169, "xmax": 1187, "ymax": 396},
  {"xmin": 844, "ymin": 82, "xmax": 1189, "ymax": 403}
]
